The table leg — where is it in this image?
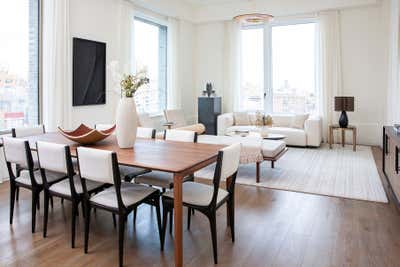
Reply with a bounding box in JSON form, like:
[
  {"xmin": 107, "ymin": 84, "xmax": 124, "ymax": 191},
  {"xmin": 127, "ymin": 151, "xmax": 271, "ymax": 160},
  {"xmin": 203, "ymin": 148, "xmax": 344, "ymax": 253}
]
[
  {"xmin": 342, "ymin": 129, "xmax": 345, "ymax": 147},
  {"xmin": 173, "ymin": 173, "xmax": 183, "ymax": 267},
  {"xmin": 353, "ymin": 129, "xmax": 357, "ymax": 152},
  {"xmin": 256, "ymin": 162, "xmax": 260, "ymax": 183}
]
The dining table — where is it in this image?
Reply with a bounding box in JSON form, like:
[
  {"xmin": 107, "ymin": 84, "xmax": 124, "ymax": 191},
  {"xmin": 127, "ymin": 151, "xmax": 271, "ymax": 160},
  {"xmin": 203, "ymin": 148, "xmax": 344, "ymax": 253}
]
[{"xmin": 20, "ymin": 132, "xmax": 224, "ymax": 267}]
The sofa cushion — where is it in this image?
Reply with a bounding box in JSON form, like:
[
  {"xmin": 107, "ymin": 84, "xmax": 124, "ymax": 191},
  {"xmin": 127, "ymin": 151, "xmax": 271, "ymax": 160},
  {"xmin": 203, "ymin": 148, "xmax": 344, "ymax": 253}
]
[
  {"xmin": 234, "ymin": 112, "xmax": 250, "ymax": 126},
  {"xmin": 268, "ymin": 127, "xmax": 307, "ymax": 147},
  {"xmin": 262, "ymin": 140, "xmax": 286, "ymax": 158},
  {"xmin": 291, "ymin": 114, "xmax": 309, "ymax": 129},
  {"xmin": 272, "ymin": 114, "xmax": 294, "ymax": 127}
]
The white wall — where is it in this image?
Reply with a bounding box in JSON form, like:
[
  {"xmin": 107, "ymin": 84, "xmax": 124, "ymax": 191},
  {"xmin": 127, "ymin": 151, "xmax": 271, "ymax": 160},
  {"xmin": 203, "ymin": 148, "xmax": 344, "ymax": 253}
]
[
  {"xmin": 67, "ymin": 0, "xmax": 196, "ymax": 130},
  {"xmin": 192, "ymin": 4, "xmax": 389, "ymax": 145}
]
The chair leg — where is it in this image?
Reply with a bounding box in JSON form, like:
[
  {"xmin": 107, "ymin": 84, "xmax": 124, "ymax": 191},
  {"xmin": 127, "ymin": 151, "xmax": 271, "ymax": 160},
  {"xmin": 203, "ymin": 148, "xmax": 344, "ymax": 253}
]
[
  {"xmin": 155, "ymin": 198, "xmax": 162, "ymax": 248},
  {"xmin": 187, "ymin": 208, "xmax": 192, "ymax": 230},
  {"xmin": 61, "ymin": 198, "xmax": 64, "ymax": 205},
  {"xmin": 71, "ymin": 201, "xmax": 78, "ymax": 248},
  {"xmin": 10, "ymin": 183, "xmax": 16, "ymax": 225},
  {"xmin": 43, "ymin": 191, "xmax": 50, "ymax": 238},
  {"xmin": 228, "ymin": 199, "xmax": 235, "ymax": 242},
  {"xmin": 32, "ymin": 191, "xmax": 39, "ymax": 233},
  {"xmin": 208, "ymin": 212, "xmax": 218, "ymax": 264},
  {"xmin": 133, "ymin": 208, "xmax": 137, "ymax": 225},
  {"xmin": 161, "ymin": 205, "xmax": 169, "ymax": 251},
  {"xmin": 36, "ymin": 194, "xmax": 40, "ymax": 210},
  {"xmin": 169, "ymin": 210, "xmax": 173, "ymax": 235},
  {"xmin": 84, "ymin": 203, "xmax": 91, "ymax": 254},
  {"xmin": 16, "ymin": 186, "xmax": 19, "ymax": 202},
  {"xmin": 112, "ymin": 213, "xmax": 117, "ymax": 229},
  {"xmin": 118, "ymin": 214, "xmax": 126, "ymax": 267},
  {"xmin": 50, "ymin": 196, "xmax": 54, "ymax": 209}
]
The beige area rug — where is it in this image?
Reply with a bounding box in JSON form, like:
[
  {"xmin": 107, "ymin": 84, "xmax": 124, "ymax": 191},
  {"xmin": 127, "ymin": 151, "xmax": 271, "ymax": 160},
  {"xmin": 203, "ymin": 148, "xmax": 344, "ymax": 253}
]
[{"xmin": 195, "ymin": 144, "xmax": 388, "ymax": 203}]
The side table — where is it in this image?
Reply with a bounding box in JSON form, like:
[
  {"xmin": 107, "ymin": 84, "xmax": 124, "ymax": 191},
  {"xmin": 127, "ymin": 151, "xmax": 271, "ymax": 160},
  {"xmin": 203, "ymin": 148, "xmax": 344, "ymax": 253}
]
[{"xmin": 328, "ymin": 124, "xmax": 357, "ymax": 151}]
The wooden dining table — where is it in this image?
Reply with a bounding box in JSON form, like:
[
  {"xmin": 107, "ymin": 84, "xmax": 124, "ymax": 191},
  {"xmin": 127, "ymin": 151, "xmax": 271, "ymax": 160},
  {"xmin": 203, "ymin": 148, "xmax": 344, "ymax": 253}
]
[{"xmin": 21, "ymin": 132, "xmax": 224, "ymax": 267}]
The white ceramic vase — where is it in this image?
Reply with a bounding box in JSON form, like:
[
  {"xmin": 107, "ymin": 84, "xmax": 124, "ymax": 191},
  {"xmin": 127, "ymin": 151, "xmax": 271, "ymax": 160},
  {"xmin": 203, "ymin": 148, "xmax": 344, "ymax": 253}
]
[{"xmin": 115, "ymin": 97, "xmax": 138, "ymax": 148}]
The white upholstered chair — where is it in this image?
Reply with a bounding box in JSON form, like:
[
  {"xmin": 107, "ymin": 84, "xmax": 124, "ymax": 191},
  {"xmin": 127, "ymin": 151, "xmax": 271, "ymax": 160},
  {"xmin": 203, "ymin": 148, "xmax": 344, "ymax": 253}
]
[
  {"xmin": 36, "ymin": 141, "xmax": 105, "ymax": 247},
  {"xmin": 161, "ymin": 143, "xmax": 241, "ymax": 264},
  {"xmin": 3, "ymin": 137, "xmax": 66, "ymax": 233},
  {"xmin": 77, "ymin": 147, "xmax": 162, "ymax": 267},
  {"xmin": 164, "ymin": 109, "xmax": 206, "ymax": 134},
  {"xmin": 94, "ymin": 124, "xmax": 155, "ymax": 181}
]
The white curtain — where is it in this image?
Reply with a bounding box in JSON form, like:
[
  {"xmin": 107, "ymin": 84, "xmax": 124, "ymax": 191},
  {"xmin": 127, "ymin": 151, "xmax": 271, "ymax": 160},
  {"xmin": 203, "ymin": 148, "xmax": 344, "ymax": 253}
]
[
  {"xmin": 167, "ymin": 17, "xmax": 181, "ymax": 109},
  {"xmin": 318, "ymin": 10, "xmax": 343, "ymax": 142},
  {"xmin": 42, "ymin": 0, "xmax": 70, "ymax": 131},
  {"xmin": 116, "ymin": 0, "xmax": 135, "ymax": 74},
  {"xmin": 223, "ymin": 20, "xmax": 242, "ymax": 113}
]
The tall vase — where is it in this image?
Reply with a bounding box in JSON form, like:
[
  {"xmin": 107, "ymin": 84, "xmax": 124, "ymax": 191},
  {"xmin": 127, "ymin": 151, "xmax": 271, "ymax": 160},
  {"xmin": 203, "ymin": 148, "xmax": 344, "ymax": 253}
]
[{"xmin": 116, "ymin": 97, "xmax": 138, "ymax": 148}]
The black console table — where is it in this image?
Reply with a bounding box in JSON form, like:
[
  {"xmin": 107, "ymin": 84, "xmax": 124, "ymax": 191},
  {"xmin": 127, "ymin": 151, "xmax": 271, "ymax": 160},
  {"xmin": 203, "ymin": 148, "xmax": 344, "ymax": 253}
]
[
  {"xmin": 198, "ymin": 97, "xmax": 221, "ymax": 135},
  {"xmin": 383, "ymin": 126, "xmax": 400, "ymax": 207}
]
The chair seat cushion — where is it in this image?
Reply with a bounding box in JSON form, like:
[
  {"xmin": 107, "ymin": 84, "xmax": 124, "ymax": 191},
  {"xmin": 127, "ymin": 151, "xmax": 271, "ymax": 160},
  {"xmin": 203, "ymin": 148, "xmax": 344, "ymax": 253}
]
[
  {"xmin": 49, "ymin": 175, "xmax": 104, "ymax": 196},
  {"xmin": 135, "ymin": 171, "xmax": 192, "ymax": 189},
  {"xmin": 90, "ymin": 182, "xmax": 158, "ymax": 209},
  {"xmin": 163, "ymin": 181, "xmax": 229, "ymax": 207},
  {"xmin": 119, "ymin": 165, "xmax": 149, "ymax": 179},
  {"xmin": 261, "ymin": 140, "xmax": 286, "ymax": 158},
  {"xmin": 16, "ymin": 169, "xmax": 66, "ymax": 186}
]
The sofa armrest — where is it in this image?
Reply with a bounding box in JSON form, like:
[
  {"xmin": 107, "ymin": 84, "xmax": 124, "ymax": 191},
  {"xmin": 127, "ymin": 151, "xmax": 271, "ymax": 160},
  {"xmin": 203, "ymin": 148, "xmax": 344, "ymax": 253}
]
[
  {"xmin": 304, "ymin": 116, "xmax": 322, "ymax": 147},
  {"xmin": 217, "ymin": 113, "xmax": 234, "ymax": 135}
]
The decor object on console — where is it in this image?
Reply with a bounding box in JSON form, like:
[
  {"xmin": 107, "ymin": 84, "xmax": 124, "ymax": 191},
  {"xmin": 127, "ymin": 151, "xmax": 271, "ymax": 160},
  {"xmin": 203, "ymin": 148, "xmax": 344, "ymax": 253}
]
[
  {"xmin": 115, "ymin": 69, "xmax": 149, "ymax": 148},
  {"xmin": 198, "ymin": 97, "xmax": 221, "ymax": 135},
  {"xmin": 202, "ymin": 82, "xmax": 216, "ymax": 97},
  {"xmin": 334, "ymin": 96, "xmax": 354, "ymax": 128},
  {"xmin": 58, "ymin": 124, "xmax": 115, "ymax": 145},
  {"xmin": 218, "ymin": 112, "xmax": 322, "ymax": 147}
]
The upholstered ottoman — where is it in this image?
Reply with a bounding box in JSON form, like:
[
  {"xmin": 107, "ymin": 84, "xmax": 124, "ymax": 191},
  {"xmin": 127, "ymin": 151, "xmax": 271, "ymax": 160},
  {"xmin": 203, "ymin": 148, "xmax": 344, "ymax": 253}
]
[{"xmin": 197, "ymin": 135, "xmax": 287, "ymax": 183}]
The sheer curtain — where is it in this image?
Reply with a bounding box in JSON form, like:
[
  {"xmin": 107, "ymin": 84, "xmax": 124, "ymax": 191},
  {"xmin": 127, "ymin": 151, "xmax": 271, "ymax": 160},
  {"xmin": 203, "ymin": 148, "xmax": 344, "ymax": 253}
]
[
  {"xmin": 167, "ymin": 17, "xmax": 181, "ymax": 109},
  {"xmin": 223, "ymin": 20, "xmax": 242, "ymax": 113},
  {"xmin": 42, "ymin": 0, "xmax": 70, "ymax": 131},
  {"xmin": 318, "ymin": 10, "xmax": 343, "ymax": 142}
]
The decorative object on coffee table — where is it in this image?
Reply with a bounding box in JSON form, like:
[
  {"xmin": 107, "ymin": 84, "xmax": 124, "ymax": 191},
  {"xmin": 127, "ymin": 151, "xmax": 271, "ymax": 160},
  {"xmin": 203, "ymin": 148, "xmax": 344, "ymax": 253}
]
[
  {"xmin": 263, "ymin": 133, "xmax": 286, "ymax": 140},
  {"xmin": 335, "ymin": 96, "xmax": 354, "ymax": 128},
  {"xmin": 115, "ymin": 68, "xmax": 149, "ymax": 148},
  {"xmin": 329, "ymin": 124, "xmax": 357, "ymax": 151},
  {"xmin": 58, "ymin": 124, "xmax": 115, "ymax": 144}
]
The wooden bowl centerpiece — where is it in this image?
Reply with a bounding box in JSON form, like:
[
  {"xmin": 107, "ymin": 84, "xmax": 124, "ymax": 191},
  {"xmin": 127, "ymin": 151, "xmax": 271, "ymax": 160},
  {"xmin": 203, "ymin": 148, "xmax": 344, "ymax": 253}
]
[{"xmin": 58, "ymin": 124, "xmax": 115, "ymax": 145}]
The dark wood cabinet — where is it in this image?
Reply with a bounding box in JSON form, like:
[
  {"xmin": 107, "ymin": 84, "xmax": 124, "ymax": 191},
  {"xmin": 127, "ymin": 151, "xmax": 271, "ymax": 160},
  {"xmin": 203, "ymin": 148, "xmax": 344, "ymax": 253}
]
[
  {"xmin": 383, "ymin": 126, "xmax": 400, "ymax": 206},
  {"xmin": 198, "ymin": 97, "xmax": 221, "ymax": 135}
]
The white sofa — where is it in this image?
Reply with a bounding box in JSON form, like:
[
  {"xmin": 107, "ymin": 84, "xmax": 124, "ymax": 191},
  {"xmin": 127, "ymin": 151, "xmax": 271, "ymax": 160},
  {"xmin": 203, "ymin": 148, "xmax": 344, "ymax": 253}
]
[{"xmin": 217, "ymin": 113, "xmax": 322, "ymax": 147}]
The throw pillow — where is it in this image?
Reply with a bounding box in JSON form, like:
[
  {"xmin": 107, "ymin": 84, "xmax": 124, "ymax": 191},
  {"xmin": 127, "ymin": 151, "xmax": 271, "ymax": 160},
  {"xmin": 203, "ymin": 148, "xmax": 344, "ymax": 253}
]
[
  {"xmin": 291, "ymin": 114, "xmax": 309, "ymax": 129},
  {"xmin": 263, "ymin": 114, "xmax": 273, "ymax": 127},
  {"xmin": 234, "ymin": 112, "xmax": 250, "ymax": 126}
]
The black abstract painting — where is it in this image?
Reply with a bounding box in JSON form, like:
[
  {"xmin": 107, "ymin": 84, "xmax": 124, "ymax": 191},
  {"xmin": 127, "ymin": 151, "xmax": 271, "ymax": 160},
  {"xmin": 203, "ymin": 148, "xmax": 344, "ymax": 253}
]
[{"xmin": 73, "ymin": 38, "xmax": 106, "ymax": 106}]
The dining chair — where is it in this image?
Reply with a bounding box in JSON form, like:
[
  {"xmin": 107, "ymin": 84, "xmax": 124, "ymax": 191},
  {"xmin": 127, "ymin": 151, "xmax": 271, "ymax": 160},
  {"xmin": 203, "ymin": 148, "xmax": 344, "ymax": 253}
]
[
  {"xmin": 77, "ymin": 147, "xmax": 162, "ymax": 267},
  {"xmin": 36, "ymin": 141, "xmax": 105, "ymax": 247},
  {"xmin": 161, "ymin": 143, "xmax": 241, "ymax": 264},
  {"xmin": 3, "ymin": 137, "xmax": 67, "ymax": 233},
  {"xmin": 95, "ymin": 124, "xmax": 154, "ymax": 181}
]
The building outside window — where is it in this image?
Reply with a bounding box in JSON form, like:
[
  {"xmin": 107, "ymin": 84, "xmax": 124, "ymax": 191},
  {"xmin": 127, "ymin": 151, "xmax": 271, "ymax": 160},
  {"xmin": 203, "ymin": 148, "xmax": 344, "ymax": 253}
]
[
  {"xmin": 133, "ymin": 17, "xmax": 167, "ymax": 115},
  {"xmin": 0, "ymin": 0, "xmax": 40, "ymax": 130}
]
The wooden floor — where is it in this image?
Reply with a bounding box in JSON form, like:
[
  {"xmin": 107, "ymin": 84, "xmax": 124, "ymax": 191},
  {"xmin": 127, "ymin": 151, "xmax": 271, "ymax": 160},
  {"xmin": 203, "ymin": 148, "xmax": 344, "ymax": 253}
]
[{"xmin": 1, "ymin": 146, "xmax": 400, "ymax": 267}]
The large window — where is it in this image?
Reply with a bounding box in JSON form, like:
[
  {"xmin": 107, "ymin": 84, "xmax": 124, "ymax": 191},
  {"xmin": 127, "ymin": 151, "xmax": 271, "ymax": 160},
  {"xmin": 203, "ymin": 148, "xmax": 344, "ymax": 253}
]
[
  {"xmin": 240, "ymin": 21, "xmax": 318, "ymax": 114},
  {"xmin": 134, "ymin": 17, "xmax": 167, "ymax": 115},
  {"xmin": 0, "ymin": 0, "xmax": 40, "ymax": 130}
]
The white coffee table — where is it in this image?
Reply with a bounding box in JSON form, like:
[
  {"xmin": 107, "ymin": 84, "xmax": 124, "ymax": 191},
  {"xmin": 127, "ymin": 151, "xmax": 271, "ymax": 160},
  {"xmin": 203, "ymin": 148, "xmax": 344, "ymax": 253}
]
[{"xmin": 225, "ymin": 131, "xmax": 286, "ymax": 141}]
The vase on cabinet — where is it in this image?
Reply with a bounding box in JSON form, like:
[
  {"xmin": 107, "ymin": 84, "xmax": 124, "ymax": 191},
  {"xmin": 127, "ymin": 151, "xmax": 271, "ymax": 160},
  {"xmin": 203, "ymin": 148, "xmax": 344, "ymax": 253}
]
[{"xmin": 115, "ymin": 97, "xmax": 138, "ymax": 148}]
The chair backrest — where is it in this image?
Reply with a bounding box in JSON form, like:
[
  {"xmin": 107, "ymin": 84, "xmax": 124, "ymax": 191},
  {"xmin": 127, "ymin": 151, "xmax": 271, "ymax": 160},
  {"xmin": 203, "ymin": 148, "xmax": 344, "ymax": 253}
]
[
  {"xmin": 164, "ymin": 109, "xmax": 186, "ymax": 128},
  {"xmin": 137, "ymin": 127, "xmax": 156, "ymax": 139},
  {"xmin": 77, "ymin": 147, "xmax": 116, "ymax": 184},
  {"xmin": 12, "ymin": 125, "xmax": 45, "ymax": 138},
  {"xmin": 210, "ymin": 143, "xmax": 241, "ymax": 206},
  {"xmin": 95, "ymin": 124, "xmax": 115, "ymax": 132},
  {"xmin": 164, "ymin": 129, "xmax": 197, "ymax": 143},
  {"xmin": 2, "ymin": 137, "xmax": 31, "ymax": 168}
]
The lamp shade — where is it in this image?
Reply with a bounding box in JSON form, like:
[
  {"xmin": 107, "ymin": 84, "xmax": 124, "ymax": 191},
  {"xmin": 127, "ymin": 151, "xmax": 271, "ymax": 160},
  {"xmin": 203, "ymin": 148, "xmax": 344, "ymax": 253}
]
[{"xmin": 334, "ymin": 96, "xmax": 354, "ymax": 112}]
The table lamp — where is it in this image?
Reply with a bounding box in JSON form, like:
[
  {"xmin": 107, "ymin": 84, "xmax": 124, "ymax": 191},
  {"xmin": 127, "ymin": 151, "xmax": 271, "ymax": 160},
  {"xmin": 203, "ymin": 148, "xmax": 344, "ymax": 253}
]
[{"xmin": 334, "ymin": 96, "xmax": 354, "ymax": 128}]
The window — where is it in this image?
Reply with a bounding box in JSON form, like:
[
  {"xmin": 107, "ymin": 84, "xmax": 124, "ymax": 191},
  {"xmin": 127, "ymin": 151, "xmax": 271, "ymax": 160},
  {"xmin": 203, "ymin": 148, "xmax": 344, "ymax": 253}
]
[
  {"xmin": 0, "ymin": 0, "xmax": 40, "ymax": 130},
  {"xmin": 240, "ymin": 21, "xmax": 318, "ymax": 114},
  {"xmin": 271, "ymin": 23, "xmax": 317, "ymax": 114},
  {"xmin": 134, "ymin": 17, "xmax": 167, "ymax": 115}
]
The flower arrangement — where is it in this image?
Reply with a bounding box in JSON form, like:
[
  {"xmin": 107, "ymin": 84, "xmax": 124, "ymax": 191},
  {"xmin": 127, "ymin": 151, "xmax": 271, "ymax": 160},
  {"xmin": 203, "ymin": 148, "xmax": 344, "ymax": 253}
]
[{"xmin": 120, "ymin": 69, "xmax": 149, "ymax": 98}]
